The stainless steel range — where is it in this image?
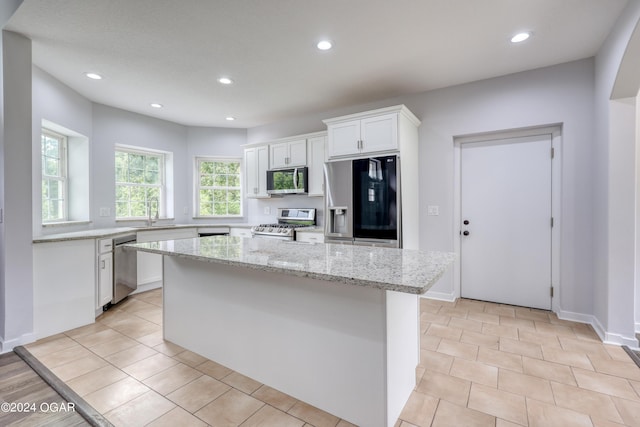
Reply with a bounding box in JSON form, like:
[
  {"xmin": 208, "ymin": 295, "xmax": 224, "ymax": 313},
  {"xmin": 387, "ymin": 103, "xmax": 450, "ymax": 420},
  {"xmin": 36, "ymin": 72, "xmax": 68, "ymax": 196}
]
[{"xmin": 251, "ymin": 208, "xmax": 316, "ymax": 240}]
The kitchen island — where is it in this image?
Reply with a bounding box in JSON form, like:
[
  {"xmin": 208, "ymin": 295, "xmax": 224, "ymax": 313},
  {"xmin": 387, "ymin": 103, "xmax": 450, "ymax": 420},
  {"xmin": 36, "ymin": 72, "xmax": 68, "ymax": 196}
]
[{"xmin": 127, "ymin": 236, "xmax": 454, "ymax": 427}]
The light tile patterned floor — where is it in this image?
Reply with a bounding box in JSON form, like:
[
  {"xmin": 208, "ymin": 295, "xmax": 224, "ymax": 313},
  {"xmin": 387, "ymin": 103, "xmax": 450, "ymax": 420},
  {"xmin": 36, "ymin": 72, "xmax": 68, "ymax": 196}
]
[
  {"xmin": 25, "ymin": 290, "xmax": 640, "ymax": 426},
  {"xmin": 400, "ymin": 298, "xmax": 640, "ymax": 427}
]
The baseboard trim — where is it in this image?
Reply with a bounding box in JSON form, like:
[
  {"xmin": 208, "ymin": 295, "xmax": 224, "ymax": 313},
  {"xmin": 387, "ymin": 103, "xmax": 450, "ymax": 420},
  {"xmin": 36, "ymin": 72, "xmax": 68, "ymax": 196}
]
[
  {"xmin": 132, "ymin": 281, "xmax": 162, "ymax": 295},
  {"xmin": 0, "ymin": 332, "xmax": 36, "ymax": 354},
  {"xmin": 421, "ymin": 290, "xmax": 456, "ymax": 303},
  {"xmin": 557, "ymin": 307, "xmax": 639, "ymax": 348}
]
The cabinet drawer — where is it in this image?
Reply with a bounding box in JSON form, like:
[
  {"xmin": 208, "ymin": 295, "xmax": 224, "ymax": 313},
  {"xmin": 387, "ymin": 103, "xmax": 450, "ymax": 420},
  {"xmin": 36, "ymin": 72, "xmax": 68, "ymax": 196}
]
[
  {"xmin": 98, "ymin": 238, "xmax": 113, "ymax": 254},
  {"xmin": 296, "ymin": 232, "xmax": 324, "ymax": 243}
]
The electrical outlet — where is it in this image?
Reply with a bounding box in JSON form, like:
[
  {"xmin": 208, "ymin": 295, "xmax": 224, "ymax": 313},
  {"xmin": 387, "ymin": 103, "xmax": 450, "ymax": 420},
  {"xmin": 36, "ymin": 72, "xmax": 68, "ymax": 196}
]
[
  {"xmin": 263, "ymin": 206, "xmax": 271, "ymax": 215},
  {"xmin": 99, "ymin": 207, "xmax": 110, "ymax": 217},
  {"xmin": 427, "ymin": 205, "xmax": 439, "ymax": 216},
  {"xmin": 183, "ymin": 206, "xmax": 189, "ymax": 215}
]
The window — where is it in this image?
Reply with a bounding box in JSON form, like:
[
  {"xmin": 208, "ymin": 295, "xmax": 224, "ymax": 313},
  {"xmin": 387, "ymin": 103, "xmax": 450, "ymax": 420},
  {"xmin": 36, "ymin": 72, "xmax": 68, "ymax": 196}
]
[
  {"xmin": 115, "ymin": 148, "xmax": 165, "ymax": 218},
  {"xmin": 41, "ymin": 130, "xmax": 67, "ymax": 222},
  {"xmin": 196, "ymin": 158, "xmax": 242, "ymax": 217}
]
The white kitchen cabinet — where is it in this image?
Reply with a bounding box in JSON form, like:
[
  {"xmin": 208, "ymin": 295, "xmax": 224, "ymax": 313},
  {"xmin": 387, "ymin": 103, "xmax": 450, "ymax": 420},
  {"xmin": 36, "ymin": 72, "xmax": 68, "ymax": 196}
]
[
  {"xmin": 269, "ymin": 139, "xmax": 307, "ymax": 169},
  {"xmin": 33, "ymin": 239, "xmax": 96, "ymax": 339},
  {"xmin": 137, "ymin": 228, "xmax": 198, "ymax": 289},
  {"xmin": 229, "ymin": 227, "xmax": 252, "ymax": 238},
  {"xmin": 326, "ymin": 113, "xmax": 396, "ymax": 158},
  {"xmin": 245, "ymin": 145, "xmax": 270, "ymax": 198},
  {"xmin": 97, "ymin": 238, "xmax": 113, "ymax": 310},
  {"xmin": 324, "ymin": 105, "xmax": 420, "ymax": 159},
  {"xmin": 296, "ymin": 230, "xmax": 324, "ymax": 243},
  {"xmin": 307, "ymin": 134, "xmax": 327, "ymax": 197}
]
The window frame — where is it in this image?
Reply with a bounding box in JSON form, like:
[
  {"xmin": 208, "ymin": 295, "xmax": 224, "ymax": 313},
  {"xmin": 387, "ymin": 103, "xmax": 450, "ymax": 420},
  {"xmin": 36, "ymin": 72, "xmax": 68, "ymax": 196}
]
[
  {"xmin": 41, "ymin": 129, "xmax": 68, "ymax": 223},
  {"xmin": 115, "ymin": 146, "xmax": 167, "ymax": 220},
  {"xmin": 195, "ymin": 156, "xmax": 243, "ymax": 218}
]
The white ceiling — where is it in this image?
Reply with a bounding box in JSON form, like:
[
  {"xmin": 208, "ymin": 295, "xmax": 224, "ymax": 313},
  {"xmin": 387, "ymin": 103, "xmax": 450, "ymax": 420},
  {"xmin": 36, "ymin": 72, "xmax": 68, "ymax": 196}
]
[{"xmin": 5, "ymin": 0, "xmax": 629, "ymax": 128}]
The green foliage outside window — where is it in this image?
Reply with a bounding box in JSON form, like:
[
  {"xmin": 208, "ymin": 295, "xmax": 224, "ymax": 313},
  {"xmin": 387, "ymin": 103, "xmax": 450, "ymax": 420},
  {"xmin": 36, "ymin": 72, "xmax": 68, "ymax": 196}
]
[
  {"xmin": 42, "ymin": 131, "xmax": 66, "ymax": 222},
  {"xmin": 115, "ymin": 150, "xmax": 163, "ymax": 218},
  {"xmin": 197, "ymin": 159, "xmax": 241, "ymax": 216}
]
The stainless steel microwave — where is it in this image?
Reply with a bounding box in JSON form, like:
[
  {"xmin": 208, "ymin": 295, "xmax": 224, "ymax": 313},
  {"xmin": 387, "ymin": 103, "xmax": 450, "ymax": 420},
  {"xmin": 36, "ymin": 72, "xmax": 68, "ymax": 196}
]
[{"xmin": 266, "ymin": 167, "xmax": 308, "ymax": 195}]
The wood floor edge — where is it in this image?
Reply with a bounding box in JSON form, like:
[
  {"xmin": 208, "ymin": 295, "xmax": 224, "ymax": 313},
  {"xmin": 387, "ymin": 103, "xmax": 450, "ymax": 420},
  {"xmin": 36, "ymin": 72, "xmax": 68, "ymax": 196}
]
[
  {"xmin": 622, "ymin": 345, "xmax": 640, "ymax": 368},
  {"xmin": 13, "ymin": 345, "xmax": 114, "ymax": 427}
]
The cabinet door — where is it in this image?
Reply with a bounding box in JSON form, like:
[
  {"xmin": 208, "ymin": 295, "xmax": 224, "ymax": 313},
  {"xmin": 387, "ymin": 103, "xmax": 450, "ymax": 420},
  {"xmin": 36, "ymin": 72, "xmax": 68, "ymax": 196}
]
[
  {"xmin": 327, "ymin": 120, "xmax": 361, "ymax": 158},
  {"xmin": 245, "ymin": 146, "xmax": 270, "ymax": 198},
  {"xmin": 256, "ymin": 145, "xmax": 270, "ymax": 197},
  {"xmin": 307, "ymin": 136, "xmax": 326, "ymax": 196},
  {"xmin": 288, "ymin": 139, "xmax": 307, "ymax": 167},
  {"xmin": 269, "ymin": 142, "xmax": 289, "ymax": 169},
  {"xmin": 98, "ymin": 253, "xmax": 113, "ymax": 308},
  {"xmin": 230, "ymin": 227, "xmax": 252, "ymax": 238},
  {"xmin": 360, "ymin": 113, "xmax": 398, "ymax": 154},
  {"xmin": 245, "ymin": 148, "xmax": 258, "ymax": 198},
  {"xmin": 296, "ymin": 232, "xmax": 324, "ymax": 243}
]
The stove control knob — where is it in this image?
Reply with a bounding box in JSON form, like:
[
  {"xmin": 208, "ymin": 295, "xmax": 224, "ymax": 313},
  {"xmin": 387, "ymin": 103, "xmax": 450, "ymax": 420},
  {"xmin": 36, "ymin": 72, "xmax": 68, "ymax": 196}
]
[
  {"xmin": 280, "ymin": 229, "xmax": 287, "ymax": 233},
  {"xmin": 268, "ymin": 228, "xmax": 273, "ymax": 232}
]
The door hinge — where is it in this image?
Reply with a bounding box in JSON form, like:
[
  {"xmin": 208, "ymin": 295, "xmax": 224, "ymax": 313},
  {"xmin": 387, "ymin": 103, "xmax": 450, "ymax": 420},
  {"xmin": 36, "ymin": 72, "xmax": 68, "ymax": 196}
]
[
  {"xmin": 550, "ymin": 286, "xmax": 554, "ymax": 297},
  {"xmin": 551, "ymin": 147, "xmax": 555, "ymax": 159}
]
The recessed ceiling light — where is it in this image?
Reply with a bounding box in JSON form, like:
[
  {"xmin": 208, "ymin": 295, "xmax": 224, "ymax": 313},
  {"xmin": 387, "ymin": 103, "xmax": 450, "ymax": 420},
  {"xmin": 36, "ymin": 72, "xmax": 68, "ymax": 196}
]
[
  {"xmin": 150, "ymin": 103, "xmax": 163, "ymax": 108},
  {"xmin": 316, "ymin": 40, "xmax": 333, "ymax": 51},
  {"xmin": 225, "ymin": 116, "xmax": 236, "ymax": 121},
  {"xmin": 218, "ymin": 77, "xmax": 233, "ymax": 85},
  {"xmin": 85, "ymin": 72, "xmax": 103, "ymax": 80},
  {"xmin": 510, "ymin": 32, "xmax": 531, "ymax": 43}
]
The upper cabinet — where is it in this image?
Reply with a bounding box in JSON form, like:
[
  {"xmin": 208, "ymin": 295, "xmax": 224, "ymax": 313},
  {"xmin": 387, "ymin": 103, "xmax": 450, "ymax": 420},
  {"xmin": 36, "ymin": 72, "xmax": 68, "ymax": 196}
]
[
  {"xmin": 324, "ymin": 105, "xmax": 421, "ymax": 159},
  {"xmin": 269, "ymin": 139, "xmax": 307, "ymax": 169},
  {"xmin": 307, "ymin": 133, "xmax": 327, "ymax": 197},
  {"xmin": 244, "ymin": 145, "xmax": 270, "ymax": 198}
]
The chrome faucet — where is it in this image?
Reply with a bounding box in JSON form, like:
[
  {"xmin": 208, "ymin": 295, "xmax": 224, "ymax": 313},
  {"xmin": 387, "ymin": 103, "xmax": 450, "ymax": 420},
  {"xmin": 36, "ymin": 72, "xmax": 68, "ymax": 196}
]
[{"xmin": 147, "ymin": 198, "xmax": 159, "ymax": 226}]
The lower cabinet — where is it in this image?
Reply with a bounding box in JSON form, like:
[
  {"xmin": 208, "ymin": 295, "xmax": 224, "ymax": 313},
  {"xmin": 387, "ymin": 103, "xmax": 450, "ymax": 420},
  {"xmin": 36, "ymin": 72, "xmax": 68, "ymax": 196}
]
[
  {"xmin": 229, "ymin": 227, "xmax": 252, "ymax": 238},
  {"xmin": 296, "ymin": 231, "xmax": 324, "ymax": 243},
  {"xmin": 33, "ymin": 239, "xmax": 96, "ymax": 340},
  {"xmin": 97, "ymin": 252, "xmax": 113, "ymax": 308},
  {"xmin": 136, "ymin": 228, "xmax": 198, "ymax": 289},
  {"xmin": 96, "ymin": 238, "xmax": 113, "ymax": 311}
]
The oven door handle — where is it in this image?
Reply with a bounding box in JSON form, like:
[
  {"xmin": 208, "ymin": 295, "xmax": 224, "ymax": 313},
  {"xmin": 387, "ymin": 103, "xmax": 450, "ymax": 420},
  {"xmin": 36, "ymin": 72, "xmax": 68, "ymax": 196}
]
[{"xmin": 293, "ymin": 168, "xmax": 298, "ymax": 190}]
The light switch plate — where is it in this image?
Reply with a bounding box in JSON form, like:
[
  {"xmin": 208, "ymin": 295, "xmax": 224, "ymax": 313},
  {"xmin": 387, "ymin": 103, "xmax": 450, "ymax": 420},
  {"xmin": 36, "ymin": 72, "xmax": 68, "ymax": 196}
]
[
  {"xmin": 427, "ymin": 205, "xmax": 439, "ymax": 216},
  {"xmin": 263, "ymin": 206, "xmax": 271, "ymax": 215},
  {"xmin": 99, "ymin": 207, "xmax": 110, "ymax": 217}
]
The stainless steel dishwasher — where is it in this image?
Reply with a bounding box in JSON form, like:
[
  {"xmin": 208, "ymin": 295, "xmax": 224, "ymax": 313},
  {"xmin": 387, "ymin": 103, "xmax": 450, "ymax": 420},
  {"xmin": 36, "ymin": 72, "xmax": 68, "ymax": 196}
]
[{"xmin": 113, "ymin": 234, "xmax": 138, "ymax": 304}]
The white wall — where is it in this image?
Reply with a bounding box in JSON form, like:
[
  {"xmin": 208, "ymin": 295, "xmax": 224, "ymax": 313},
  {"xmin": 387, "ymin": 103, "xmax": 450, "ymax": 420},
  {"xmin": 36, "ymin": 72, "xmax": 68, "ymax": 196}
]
[
  {"xmin": 594, "ymin": 0, "xmax": 640, "ymax": 345},
  {"xmin": 32, "ymin": 66, "xmax": 93, "ymax": 235},
  {"xmin": 91, "ymin": 104, "xmax": 189, "ymax": 228},
  {"xmin": 250, "ymin": 59, "xmax": 596, "ymax": 317},
  {"xmin": 1, "ymin": 26, "xmax": 32, "ymax": 351}
]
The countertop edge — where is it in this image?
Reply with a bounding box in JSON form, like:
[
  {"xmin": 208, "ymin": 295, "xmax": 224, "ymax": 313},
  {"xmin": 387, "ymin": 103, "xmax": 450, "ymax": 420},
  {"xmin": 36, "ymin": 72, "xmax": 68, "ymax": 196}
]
[
  {"xmin": 32, "ymin": 224, "xmax": 257, "ymax": 244},
  {"xmin": 125, "ymin": 243, "xmax": 453, "ymax": 295}
]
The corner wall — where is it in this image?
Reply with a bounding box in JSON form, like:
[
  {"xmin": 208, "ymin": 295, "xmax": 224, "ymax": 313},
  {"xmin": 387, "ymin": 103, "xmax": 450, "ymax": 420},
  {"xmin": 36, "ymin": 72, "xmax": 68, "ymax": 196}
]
[
  {"xmin": 594, "ymin": 0, "xmax": 640, "ymax": 345},
  {"xmin": 1, "ymin": 26, "xmax": 32, "ymax": 351}
]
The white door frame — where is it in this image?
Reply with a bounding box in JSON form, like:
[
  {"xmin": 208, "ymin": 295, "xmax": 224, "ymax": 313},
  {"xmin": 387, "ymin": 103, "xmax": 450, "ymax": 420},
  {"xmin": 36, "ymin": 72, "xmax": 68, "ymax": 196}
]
[{"xmin": 453, "ymin": 125, "xmax": 562, "ymax": 313}]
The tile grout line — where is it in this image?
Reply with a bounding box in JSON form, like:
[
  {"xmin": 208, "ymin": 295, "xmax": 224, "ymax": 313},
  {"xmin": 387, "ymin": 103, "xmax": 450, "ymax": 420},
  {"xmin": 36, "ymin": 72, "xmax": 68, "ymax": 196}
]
[{"xmin": 64, "ymin": 299, "xmax": 326, "ymax": 426}]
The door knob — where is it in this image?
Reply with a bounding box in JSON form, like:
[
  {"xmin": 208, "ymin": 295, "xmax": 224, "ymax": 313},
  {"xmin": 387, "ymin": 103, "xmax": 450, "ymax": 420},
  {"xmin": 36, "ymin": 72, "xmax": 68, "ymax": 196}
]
[
  {"xmin": 463, "ymin": 220, "xmax": 469, "ymax": 225},
  {"xmin": 463, "ymin": 231, "xmax": 470, "ymax": 236}
]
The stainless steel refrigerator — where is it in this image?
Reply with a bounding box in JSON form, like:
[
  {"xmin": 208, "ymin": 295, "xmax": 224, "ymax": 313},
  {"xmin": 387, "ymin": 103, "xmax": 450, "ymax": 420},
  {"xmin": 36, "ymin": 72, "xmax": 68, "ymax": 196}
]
[{"xmin": 324, "ymin": 155, "xmax": 401, "ymax": 248}]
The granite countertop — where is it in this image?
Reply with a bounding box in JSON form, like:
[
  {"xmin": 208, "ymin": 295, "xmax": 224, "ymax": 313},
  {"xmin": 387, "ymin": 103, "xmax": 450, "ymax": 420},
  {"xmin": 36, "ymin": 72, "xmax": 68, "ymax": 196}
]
[
  {"xmin": 32, "ymin": 223, "xmax": 256, "ymax": 243},
  {"xmin": 126, "ymin": 236, "xmax": 455, "ymax": 294}
]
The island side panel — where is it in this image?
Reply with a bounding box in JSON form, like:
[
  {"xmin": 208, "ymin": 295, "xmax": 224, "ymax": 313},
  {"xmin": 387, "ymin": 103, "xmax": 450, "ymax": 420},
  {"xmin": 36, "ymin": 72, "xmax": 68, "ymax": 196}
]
[
  {"xmin": 163, "ymin": 256, "xmax": 388, "ymax": 427},
  {"xmin": 385, "ymin": 290, "xmax": 420, "ymax": 427}
]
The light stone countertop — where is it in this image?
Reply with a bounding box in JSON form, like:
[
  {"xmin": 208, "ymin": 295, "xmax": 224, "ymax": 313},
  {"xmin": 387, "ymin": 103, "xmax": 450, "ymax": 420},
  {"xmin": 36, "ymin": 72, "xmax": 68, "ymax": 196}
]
[
  {"xmin": 126, "ymin": 235, "xmax": 456, "ymax": 295},
  {"xmin": 32, "ymin": 223, "xmax": 256, "ymax": 243}
]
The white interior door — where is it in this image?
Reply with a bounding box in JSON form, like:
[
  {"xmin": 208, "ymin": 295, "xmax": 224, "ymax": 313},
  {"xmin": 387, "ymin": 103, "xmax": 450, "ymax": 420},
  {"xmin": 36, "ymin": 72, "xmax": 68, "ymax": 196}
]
[{"xmin": 460, "ymin": 135, "xmax": 552, "ymax": 309}]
